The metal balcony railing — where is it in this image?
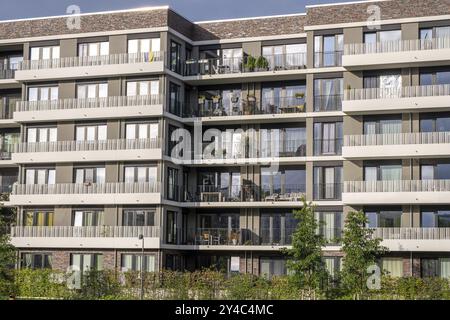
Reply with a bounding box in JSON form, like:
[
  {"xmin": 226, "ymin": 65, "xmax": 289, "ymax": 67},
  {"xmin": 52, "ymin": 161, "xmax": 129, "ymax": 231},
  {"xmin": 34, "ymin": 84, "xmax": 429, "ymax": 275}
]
[
  {"xmin": 344, "ymin": 37, "xmax": 450, "ymax": 55},
  {"xmin": 314, "ymin": 51, "xmax": 343, "ymax": 67},
  {"xmin": 313, "ymin": 94, "xmax": 343, "ymax": 111},
  {"xmin": 260, "ymin": 184, "xmax": 306, "ymax": 202},
  {"xmin": 16, "ymin": 94, "xmax": 163, "ymax": 112},
  {"xmin": 344, "ymin": 180, "xmax": 450, "ymax": 193},
  {"xmin": 14, "ymin": 138, "xmax": 160, "ymax": 153},
  {"xmin": 186, "ymin": 228, "xmax": 243, "ymax": 245},
  {"xmin": 18, "ymin": 51, "xmax": 164, "ymax": 70},
  {"xmin": 372, "ymin": 227, "xmax": 450, "ymax": 240},
  {"xmin": 0, "ymin": 97, "xmax": 20, "ymax": 119},
  {"xmin": 12, "ymin": 182, "xmax": 161, "ymax": 195},
  {"xmin": 344, "ymin": 131, "xmax": 450, "ymax": 147},
  {"xmin": 345, "ymin": 84, "xmax": 450, "ymax": 100},
  {"xmin": 11, "ymin": 225, "xmax": 160, "ymax": 238}
]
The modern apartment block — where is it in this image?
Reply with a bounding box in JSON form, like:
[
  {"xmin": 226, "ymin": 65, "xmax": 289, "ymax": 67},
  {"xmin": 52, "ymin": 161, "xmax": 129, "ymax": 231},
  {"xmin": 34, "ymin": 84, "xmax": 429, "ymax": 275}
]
[{"xmin": 2, "ymin": 0, "xmax": 450, "ymax": 279}]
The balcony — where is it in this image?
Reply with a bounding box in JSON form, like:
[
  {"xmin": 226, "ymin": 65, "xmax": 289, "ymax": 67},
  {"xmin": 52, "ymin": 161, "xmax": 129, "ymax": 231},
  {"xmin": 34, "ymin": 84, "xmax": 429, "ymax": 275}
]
[
  {"xmin": 12, "ymin": 138, "xmax": 162, "ymax": 163},
  {"xmin": 343, "ymin": 131, "xmax": 450, "ymax": 159},
  {"xmin": 343, "ymin": 37, "xmax": 450, "ymax": 70},
  {"xmin": 314, "ymin": 138, "xmax": 343, "ymax": 156},
  {"xmin": 14, "ymin": 94, "xmax": 163, "ymax": 122},
  {"xmin": 9, "ymin": 182, "xmax": 161, "ymax": 206},
  {"xmin": 184, "ymin": 53, "xmax": 307, "ymax": 84},
  {"xmin": 314, "ymin": 51, "xmax": 343, "ymax": 68},
  {"xmin": 10, "ymin": 226, "xmax": 160, "ymax": 249},
  {"xmin": 313, "ymin": 94, "xmax": 342, "ymax": 112},
  {"xmin": 15, "ymin": 52, "xmax": 165, "ymax": 81},
  {"xmin": 373, "ymin": 227, "xmax": 450, "ymax": 252},
  {"xmin": 313, "ymin": 183, "xmax": 342, "ymax": 201},
  {"xmin": 343, "ymin": 180, "xmax": 450, "ymax": 205},
  {"xmin": 186, "ymin": 228, "xmax": 244, "ymax": 246},
  {"xmin": 343, "ymin": 85, "xmax": 450, "ymax": 114},
  {"xmin": 0, "ymin": 97, "xmax": 20, "ymax": 124}
]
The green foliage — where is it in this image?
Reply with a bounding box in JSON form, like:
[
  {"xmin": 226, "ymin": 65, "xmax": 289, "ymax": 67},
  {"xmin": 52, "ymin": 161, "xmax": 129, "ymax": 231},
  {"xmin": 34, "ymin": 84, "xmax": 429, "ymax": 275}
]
[
  {"xmin": 0, "ymin": 215, "xmax": 16, "ymax": 298},
  {"xmin": 225, "ymin": 274, "xmax": 270, "ymax": 300},
  {"xmin": 255, "ymin": 56, "xmax": 269, "ymax": 70},
  {"xmin": 340, "ymin": 211, "xmax": 388, "ymax": 299},
  {"xmin": 283, "ymin": 198, "xmax": 329, "ymax": 299},
  {"xmin": 244, "ymin": 55, "xmax": 256, "ymax": 71},
  {"xmin": 14, "ymin": 269, "xmax": 71, "ymax": 299}
]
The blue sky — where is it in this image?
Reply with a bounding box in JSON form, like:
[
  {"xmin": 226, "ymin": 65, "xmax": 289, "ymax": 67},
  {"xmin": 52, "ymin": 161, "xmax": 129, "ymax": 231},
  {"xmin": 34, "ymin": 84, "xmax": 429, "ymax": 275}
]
[{"xmin": 2, "ymin": 0, "xmax": 355, "ymax": 21}]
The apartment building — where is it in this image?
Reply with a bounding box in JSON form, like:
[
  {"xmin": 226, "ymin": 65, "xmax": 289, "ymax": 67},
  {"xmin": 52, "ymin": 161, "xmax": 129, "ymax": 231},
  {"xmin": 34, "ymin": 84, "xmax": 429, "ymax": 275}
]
[{"xmin": 1, "ymin": 0, "xmax": 450, "ymax": 279}]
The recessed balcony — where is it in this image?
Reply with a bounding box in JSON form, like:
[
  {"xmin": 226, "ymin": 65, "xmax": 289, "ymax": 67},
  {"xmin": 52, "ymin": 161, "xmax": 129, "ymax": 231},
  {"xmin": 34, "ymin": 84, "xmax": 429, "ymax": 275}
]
[
  {"xmin": 10, "ymin": 226, "xmax": 160, "ymax": 249},
  {"xmin": 343, "ymin": 132, "xmax": 450, "ymax": 159},
  {"xmin": 8, "ymin": 182, "xmax": 161, "ymax": 206},
  {"xmin": 14, "ymin": 94, "xmax": 163, "ymax": 122},
  {"xmin": 343, "ymin": 38, "xmax": 450, "ymax": 70},
  {"xmin": 373, "ymin": 227, "xmax": 450, "ymax": 252},
  {"xmin": 343, "ymin": 180, "xmax": 450, "ymax": 205},
  {"xmin": 14, "ymin": 52, "xmax": 165, "ymax": 81},
  {"xmin": 343, "ymin": 84, "xmax": 450, "ymax": 114},
  {"xmin": 12, "ymin": 138, "xmax": 162, "ymax": 163}
]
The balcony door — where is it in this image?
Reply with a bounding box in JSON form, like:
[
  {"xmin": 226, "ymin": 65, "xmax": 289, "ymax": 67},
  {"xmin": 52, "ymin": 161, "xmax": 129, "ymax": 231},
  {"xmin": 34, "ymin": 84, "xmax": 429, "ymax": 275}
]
[
  {"xmin": 73, "ymin": 210, "xmax": 104, "ymax": 227},
  {"xmin": 75, "ymin": 167, "xmax": 105, "ymax": 184},
  {"xmin": 124, "ymin": 166, "xmax": 157, "ymax": 184},
  {"xmin": 27, "ymin": 127, "xmax": 57, "ymax": 143},
  {"xmin": 25, "ymin": 168, "xmax": 55, "ymax": 185},
  {"xmin": 75, "ymin": 124, "xmax": 107, "ymax": 141}
]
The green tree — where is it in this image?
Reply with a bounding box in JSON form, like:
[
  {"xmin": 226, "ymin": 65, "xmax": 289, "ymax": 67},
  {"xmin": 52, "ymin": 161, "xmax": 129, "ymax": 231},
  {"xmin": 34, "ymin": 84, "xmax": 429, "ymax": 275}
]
[
  {"xmin": 0, "ymin": 214, "xmax": 16, "ymax": 298},
  {"xmin": 340, "ymin": 211, "xmax": 387, "ymax": 299},
  {"xmin": 283, "ymin": 198, "xmax": 329, "ymax": 299}
]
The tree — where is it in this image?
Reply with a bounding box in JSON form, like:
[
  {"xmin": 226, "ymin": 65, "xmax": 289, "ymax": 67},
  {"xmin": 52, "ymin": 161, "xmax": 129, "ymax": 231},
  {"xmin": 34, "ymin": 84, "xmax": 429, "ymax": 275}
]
[
  {"xmin": 0, "ymin": 214, "xmax": 16, "ymax": 298},
  {"xmin": 340, "ymin": 211, "xmax": 387, "ymax": 299},
  {"xmin": 283, "ymin": 198, "xmax": 329, "ymax": 299}
]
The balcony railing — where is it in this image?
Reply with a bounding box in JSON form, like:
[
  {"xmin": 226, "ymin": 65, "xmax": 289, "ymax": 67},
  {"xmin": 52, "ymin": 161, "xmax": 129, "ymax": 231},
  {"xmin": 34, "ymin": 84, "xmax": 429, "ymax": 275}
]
[
  {"xmin": 260, "ymin": 184, "xmax": 306, "ymax": 202},
  {"xmin": 313, "ymin": 94, "xmax": 342, "ymax": 111},
  {"xmin": 344, "ymin": 37, "xmax": 450, "ymax": 55},
  {"xmin": 185, "ymin": 53, "xmax": 307, "ymax": 76},
  {"xmin": 18, "ymin": 51, "xmax": 164, "ymax": 70},
  {"xmin": 0, "ymin": 61, "xmax": 20, "ymax": 79},
  {"xmin": 345, "ymin": 131, "xmax": 450, "ymax": 147},
  {"xmin": 184, "ymin": 185, "xmax": 258, "ymax": 202},
  {"xmin": 186, "ymin": 228, "xmax": 243, "ymax": 245},
  {"xmin": 12, "ymin": 182, "xmax": 161, "ymax": 195},
  {"xmin": 16, "ymin": 94, "xmax": 162, "ymax": 112},
  {"xmin": 313, "ymin": 183, "xmax": 342, "ymax": 200},
  {"xmin": 0, "ymin": 97, "xmax": 20, "ymax": 119},
  {"xmin": 14, "ymin": 138, "xmax": 160, "ymax": 153},
  {"xmin": 372, "ymin": 227, "xmax": 450, "ymax": 240},
  {"xmin": 260, "ymin": 227, "xmax": 296, "ymax": 245},
  {"xmin": 314, "ymin": 138, "xmax": 343, "ymax": 156},
  {"xmin": 344, "ymin": 180, "xmax": 450, "ymax": 193},
  {"xmin": 345, "ymin": 84, "xmax": 450, "ymax": 100},
  {"xmin": 314, "ymin": 51, "xmax": 343, "ymax": 67},
  {"xmin": 11, "ymin": 226, "xmax": 160, "ymax": 238}
]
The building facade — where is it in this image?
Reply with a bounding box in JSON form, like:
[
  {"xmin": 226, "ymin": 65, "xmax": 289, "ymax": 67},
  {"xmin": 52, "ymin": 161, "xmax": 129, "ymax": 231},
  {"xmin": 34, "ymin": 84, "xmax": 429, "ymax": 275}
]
[{"xmin": 1, "ymin": 0, "xmax": 450, "ymax": 279}]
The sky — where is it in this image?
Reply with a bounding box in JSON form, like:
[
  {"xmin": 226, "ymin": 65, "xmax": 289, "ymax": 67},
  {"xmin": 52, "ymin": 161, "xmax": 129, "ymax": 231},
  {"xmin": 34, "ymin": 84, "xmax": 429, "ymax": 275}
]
[{"xmin": 0, "ymin": 0, "xmax": 357, "ymax": 22}]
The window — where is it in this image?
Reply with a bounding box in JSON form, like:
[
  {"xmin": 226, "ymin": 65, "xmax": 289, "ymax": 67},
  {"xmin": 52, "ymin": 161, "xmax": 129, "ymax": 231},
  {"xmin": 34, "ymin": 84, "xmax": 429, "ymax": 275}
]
[
  {"xmin": 314, "ymin": 122, "xmax": 343, "ymax": 155},
  {"xmin": 167, "ymin": 168, "xmax": 179, "ymax": 201},
  {"xmin": 420, "ymin": 113, "xmax": 450, "ymax": 132},
  {"xmin": 262, "ymin": 44, "xmax": 307, "ymax": 70},
  {"xmin": 420, "ymin": 26, "xmax": 450, "ymax": 49},
  {"xmin": 315, "ymin": 211, "xmax": 342, "ymax": 243},
  {"xmin": 126, "ymin": 80, "xmax": 159, "ymax": 96},
  {"xmin": 364, "ymin": 30, "xmax": 401, "ymax": 53},
  {"xmin": 75, "ymin": 124, "xmax": 107, "ymax": 141},
  {"xmin": 123, "ymin": 209, "xmax": 155, "ymax": 226},
  {"xmin": 198, "ymin": 87, "xmax": 242, "ymax": 116},
  {"xmin": 381, "ymin": 258, "xmax": 403, "ymax": 278},
  {"xmin": 166, "ymin": 211, "xmax": 177, "ymax": 244},
  {"xmin": 78, "ymin": 42, "xmax": 109, "ymax": 57},
  {"xmin": 74, "ymin": 167, "xmax": 105, "ymax": 184},
  {"xmin": 314, "ymin": 34, "xmax": 343, "ymax": 67},
  {"xmin": 364, "ymin": 116, "xmax": 402, "ymax": 134},
  {"xmin": 364, "ymin": 164, "xmax": 402, "ymax": 181},
  {"xmin": 365, "ymin": 208, "xmax": 402, "ymax": 228},
  {"xmin": 221, "ymin": 48, "xmax": 242, "ymax": 73},
  {"xmin": 313, "ymin": 166, "xmax": 342, "ymax": 200},
  {"xmin": 21, "ymin": 253, "xmax": 52, "ymax": 269},
  {"xmin": 324, "ymin": 256, "xmax": 342, "ymax": 279},
  {"xmin": 421, "ymin": 209, "xmax": 450, "ymax": 227},
  {"xmin": 170, "ymin": 41, "xmax": 182, "ymax": 74},
  {"xmin": 121, "ymin": 254, "xmax": 155, "ymax": 272},
  {"xmin": 420, "ymin": 162, "xmax": 450, "ymax": 180},
  {"xmin": 260, "ymin": 127, "xmax": 306, "ymax": 158},
  {"xmin": 314, "ymin": 78, "xmax": 343, "ymax": 111},
  {"xmin": 27, "ymin": 127, "xmax": 57, "ymax": 143},
  {"xmin": 73, "ymin": 210, "xmax": 104, "ymax": 226},
  {"xmin": 197, "ymin": 170, "xmax": 241, "ymax": 201},
  {"xmin": 24, "ymin": 210, "xmax": 54, "ymax": 226},
  {"xmin": 128, "ymin": 38, "xmax": 160, "ymax": 54},
  {"xmin": 124, "ymin": 166, "xmax": 157, "ymax": 184},
  {"xmin": 364, "ymin": 73, "xmax": 402, "ymax": 98},
  {"xmin": 420, "ymin": 68, "xmax": 450, "ymax": 86},
  {"xmin": 169, "ymin": 82, "xmax": 181, "ymax": 116},
  {"xmin": 260, "ymin": 258, "xmax": 287, "ymax": 280},
  {"xmin": 77, "ymin": 83, "xmax": 108, "ymax": 99},
  {"xmin": 261, "ymin": 167, "xmax": 306, "ymax": 200},
  {"xmin": 25, "ymin": 168, "xmax": 55, "ymax": 184},
  {"xmin": 125, "ymin": 122, "xmax": 158, "ymax": 140},
  {"xmin": 30, "ymin": 46, "xmax": 60, "ymax": 60},
  {"xmin": 70, "ymin": 253, "xmax": 103, "ymax": 271},
  {"xmin": 28, "ymin": 86, "xmax": 58, "ymax": 102},
  {"xmin": 260, "ymin": 211, "xmax": 298, "ymax": 245},
  {"xmin": 261, "ymin": 83, "xmax": 306, "ymax": 114}
]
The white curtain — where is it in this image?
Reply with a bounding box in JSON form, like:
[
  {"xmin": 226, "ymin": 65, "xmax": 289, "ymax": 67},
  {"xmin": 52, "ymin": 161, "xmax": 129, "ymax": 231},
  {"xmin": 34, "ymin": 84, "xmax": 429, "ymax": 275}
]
[
  {"xmin": 440, "ymin": 258, "xmax": 450, "ymax": 279},
  {"xmin": 382, "ymin": 258, "xmax": 403, "ymax": 277}
]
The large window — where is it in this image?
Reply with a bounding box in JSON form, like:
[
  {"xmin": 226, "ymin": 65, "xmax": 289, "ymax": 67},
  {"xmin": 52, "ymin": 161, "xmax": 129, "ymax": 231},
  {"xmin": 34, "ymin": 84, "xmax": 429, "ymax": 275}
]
[
  {"xmin": 23, "ymin": 210, "xmax": 54, "ymax": 226},
  {"xmin": 420, "ymin": 68, "xmax": 450, "ymax": 86},
  {"xmin": 122, "ymin": 209, "xmax": 155, "ymax": 226},
  {"xmin": 364, "ymin": 72, "xmax": 402, "ymax": 98},
  {"xmin": 260, "ymin": 126, "xmax": 306, "ymax": 157},
  {"xmin": 166, "ymin": 211, "xmax": 177, "ymax": 244},
  {"xmin": 25, "ymin": 168, "xmax": 55, "ymax": 185},
  {"xmin": 27, "ymin": 127, "xmax": 57, "ymax": 143},
  {"xmin": 77, "ymin": 83, "xmax": 108, "ymax": 99},
  {"xmin": 365, "ymin": 208, "xmax": 402, "ymax": 228},
  {"xmin": 314, "ymin": 34, "xmax": 343, "ymax": 67},
  {"xmin": 261, "ymin": 83, "xmax": 306, "ymax": 114},
  {"xmin": 169, "ymin": 82, "xmax": 181, "ymax": 116},
  {"xmin": 421, "ymin": 258, "xmax": 450, "ymax": 279},
  {"xmin": 260, "ymin": 211, "xmax": 298, "ymax": 245},
  {"xmin": 195, "ymin": 213, "xmax": 240, "ymax": 245},
  {"xmin": 30, "ymin": 45, "xmax": 60, "ymax": 61},
  {"xmin": 124, "ymin": 166, "xmax": 157, "ymax": 184},
  {"xmin": 315, "ymin": 211, "xmax": 342, "ymax": 243},
  {"xmin": 28, "ymin": 86, "xmax": 58, "ymax": 102},
  {"xmin": 121, "ymin": 254, "xmax": 155, "ymax": 272},
  {"xmin": 381, "ymin": 257, "xmax": 403, "ymax": 278},
  {"xmin": 262, "ymin": 43, "xmax": 307, "ymax": 70},
  {"xmin": 260, "ymin": 258, "xmax": 288, "ymax": 280},
  {"xmin": 364, "ymin": 30, "xmax": 401, "ymax": 52},
  {"xmin": 197, "ymin": 87, "xmax": 242, "ymax": 116},
  {"xmin": 261, "ymin": 166, "xmax": 306, "ymax": 201},
  {"xmin": 314, "ymin": 122, "xmax": 343, "ymax": 155},
  {"xmin": 70, "ymin": 253, "xmax": 103, "ymax": 271},
  {"xmin": 422, "ymin": 208, "xmax": 450, "ymax": 227},
  {"xmin": 170, "ymin": 41, "xmax": 182, "ymax": 74},
  {"xmin": 364, "ymin": 163, "xmax": 402, "ymax": 181},
  {"xmin": 420, "ymin": 113, "xmax": 450, "ymax": 133},
  {"xmin": 75, "ymin": 124, "xmax": 107, "ymax": 141},
  {"xmin": 313, "ymin": 78, "xmax": 343, "ymax": 111},
  {"xmin": 198, "ymin": 48, "xmax": 242, "ymax": 74},
  {"xmin": 363, "ymin": 115, "xmax": 402, "ymax": 134},
  {"xmin": 74, "ymin": 167, "xmax": 105, "ymax": 184},
  {"xmin": 128, "ymin": 38, "xmax": 160, "ymax": 54},
  {"xmin": 197, "ymin": 170, "xmax": 241, "ymax": 202},
  {"xmin": 421, "ymin": 162, "xmax": 450, "ymax": 180},
  {"xmin": 125, "ymin": 122, "xmax": 158, "ymax": 140},
  {"xmin": 21, "ymin": 253, "xmax": 52, "ymax": 269},
  {"xmin": 73, "ymin": 210, "xmax": 104, "ymax": 226},
  {"xmin": 420, "ymin": 26, "xmax": 450, "ymax": 49},
  {"xmin": 167, "ymin": 168, "xmax": 179, "ymax": 201},
  {"xmin": 78, "ymin": 41, "xmax": 109, "ymax": 57},
  {"xmin": 313, "ymin": 166, "xmax": 342, "ymax": 200},
  {"xmin": 126, "ymin": 80, "xmax": 159, "ymax": 97}
]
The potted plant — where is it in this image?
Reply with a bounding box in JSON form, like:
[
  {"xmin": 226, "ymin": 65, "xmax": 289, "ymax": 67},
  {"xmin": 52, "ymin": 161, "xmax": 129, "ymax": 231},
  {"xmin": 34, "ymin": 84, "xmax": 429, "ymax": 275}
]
[
  {"xmin": 296, "ymin": 104, "xmax": 305, "ymax": 112},
  {"xmin": 244, "ymin": 55, "xmax": 256, "ymax": 72},
  {"xmin": 255, "ymin": 56, "xmax": 269, "ymax": 71},
  {"xmin": 295, "ymin": 92, "xmax": 305, "ymax": 99},
  {"xmin": 198, "ymin": 95, "xmax": 206, "ymax": 104}
]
